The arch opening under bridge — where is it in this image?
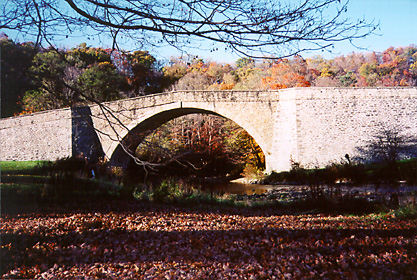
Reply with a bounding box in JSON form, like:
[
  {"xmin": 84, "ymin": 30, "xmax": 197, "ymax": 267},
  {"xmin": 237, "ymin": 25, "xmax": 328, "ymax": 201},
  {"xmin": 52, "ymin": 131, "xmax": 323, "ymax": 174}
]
[{"xmin": 109, "ymin": 107, "xmax": 267, "ymax": 173}]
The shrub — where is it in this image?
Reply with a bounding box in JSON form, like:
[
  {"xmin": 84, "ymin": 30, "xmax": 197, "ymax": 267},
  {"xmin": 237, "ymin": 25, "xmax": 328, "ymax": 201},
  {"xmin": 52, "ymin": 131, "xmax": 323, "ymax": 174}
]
[
  {"xmin": 241, "ymin": 163, "xmax": 264, "ymax": 182},
  {"xmin": 274, "ymin": 162, "xmax": 310, "ymax": 184},
  {"xmin": 392, "ymin": 202, "xmax": 417, "ymax": 219},
  {"xmin": 33, "ymin": 156, "xmax": 126, "ymax": 202},
  {"xmin": 339, "ymin": 163, "xmax": 367, "ymax": 185},
  {"xmin": 150, "ymin": 179, "xmax": 183, "ymax": 203},
  {"xmin": 41, "ymin": 156, "xmax": 87, "ymax": 181},
  {"xmin": 398, "ymin": 158, "xmax": 417, "ymax": 185}
]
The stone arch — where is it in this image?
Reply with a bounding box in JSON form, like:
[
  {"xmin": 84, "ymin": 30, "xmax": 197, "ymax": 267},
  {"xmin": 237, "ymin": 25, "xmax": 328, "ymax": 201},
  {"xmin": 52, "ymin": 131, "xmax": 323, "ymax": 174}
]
[{"xmin": 109, "ymin": 107, "xmax": 267, "ymax": 169}]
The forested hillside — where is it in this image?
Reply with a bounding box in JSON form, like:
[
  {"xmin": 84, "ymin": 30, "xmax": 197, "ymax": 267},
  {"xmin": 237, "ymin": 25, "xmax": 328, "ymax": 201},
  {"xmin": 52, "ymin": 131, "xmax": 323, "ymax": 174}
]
[{"xmin": 1, "ymin": 33, "xmax": 416, "ymax": 117}]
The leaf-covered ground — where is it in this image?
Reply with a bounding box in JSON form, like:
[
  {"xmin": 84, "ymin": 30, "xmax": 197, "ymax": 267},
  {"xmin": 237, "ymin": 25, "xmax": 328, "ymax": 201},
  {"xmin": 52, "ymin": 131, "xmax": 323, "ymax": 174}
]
[{"xmin": 1, "ymin": 203, "xmax": 416, "ymax": 279}]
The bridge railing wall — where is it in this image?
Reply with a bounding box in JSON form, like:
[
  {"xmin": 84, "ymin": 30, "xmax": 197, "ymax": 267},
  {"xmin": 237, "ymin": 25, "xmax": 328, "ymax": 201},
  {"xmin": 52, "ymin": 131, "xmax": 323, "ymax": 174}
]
[{"xmin": 0, "ymin": 108, "xmax": 73, "ymax": 162}]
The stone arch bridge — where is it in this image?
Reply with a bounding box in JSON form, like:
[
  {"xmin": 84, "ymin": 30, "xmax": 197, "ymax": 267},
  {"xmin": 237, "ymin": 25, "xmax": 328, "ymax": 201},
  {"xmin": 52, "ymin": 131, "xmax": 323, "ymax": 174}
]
[{"xmin": 1, "ymin": 87, "xmax": 416, "ymax": 172}]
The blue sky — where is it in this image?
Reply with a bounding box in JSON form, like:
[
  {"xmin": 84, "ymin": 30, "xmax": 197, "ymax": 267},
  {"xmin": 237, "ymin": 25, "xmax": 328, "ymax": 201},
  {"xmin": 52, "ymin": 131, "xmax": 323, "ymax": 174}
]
[
  {"xmin": 5, "ymin": 0, "xmax": 417, "ymax": 63},
  {"xmin": 324, "ymin": 0, "xmax": 417, "ymax": 57},
  {"xmin": 191, "ymin": 0, "xmax": 417, "ymax": 62}
]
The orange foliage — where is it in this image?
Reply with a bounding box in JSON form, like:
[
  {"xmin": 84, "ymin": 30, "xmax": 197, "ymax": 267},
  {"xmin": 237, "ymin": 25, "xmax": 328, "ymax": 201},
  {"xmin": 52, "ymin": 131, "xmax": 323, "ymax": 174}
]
[
  {"xmin": 219, "ymin": 82, "xmax": 235, "ymax": 90},
  {"xmin": 261, "ymin": 77, "xmax": 287, "ymax": 89},
  {"xmin": 399, "ymin": 79, "xmax": 409, "ymax": 86},
  {"xmin": 15, "ymin": 110, "xmax": 34, "ymax": 116},
  {"xmin": 262, "ymin": 63, "xmax": 310, "ymax": 89}
]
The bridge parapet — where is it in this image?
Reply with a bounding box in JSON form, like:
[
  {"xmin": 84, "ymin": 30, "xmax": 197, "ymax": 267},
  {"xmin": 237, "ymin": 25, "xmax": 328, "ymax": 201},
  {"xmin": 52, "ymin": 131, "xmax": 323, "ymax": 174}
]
[
  {"xmin": 1, "ymin": 88, "xmax": 416, "ymax": 172},
  {"xmin": 0, "ymin": 108, "xmax": 73, "ymax": 161}
]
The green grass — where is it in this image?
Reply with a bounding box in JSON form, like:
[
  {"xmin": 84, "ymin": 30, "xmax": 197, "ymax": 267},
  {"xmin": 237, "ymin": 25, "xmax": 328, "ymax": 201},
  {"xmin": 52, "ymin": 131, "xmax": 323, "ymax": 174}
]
[
  {"xmin": 1, "ymin": 161, "xmax": 48, "ymax": 175},
  {"xmin": 1, "ymin": 160, "xmax": 126, "ymax": 214}
]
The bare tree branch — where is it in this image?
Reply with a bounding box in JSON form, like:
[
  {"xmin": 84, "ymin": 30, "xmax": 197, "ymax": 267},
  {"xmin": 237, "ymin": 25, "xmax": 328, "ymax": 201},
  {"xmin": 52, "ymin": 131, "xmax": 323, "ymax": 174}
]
[{"xmin": 1, "ymin": 0, "xmax": 378, "ymax": 58}]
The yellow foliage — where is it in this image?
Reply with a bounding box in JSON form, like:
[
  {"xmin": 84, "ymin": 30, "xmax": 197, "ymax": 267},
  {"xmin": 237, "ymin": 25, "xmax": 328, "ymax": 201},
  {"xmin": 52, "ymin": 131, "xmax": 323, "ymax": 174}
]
[{"xmin": 320, "ymin": 67, "xmax": 333, "ymax": 77}]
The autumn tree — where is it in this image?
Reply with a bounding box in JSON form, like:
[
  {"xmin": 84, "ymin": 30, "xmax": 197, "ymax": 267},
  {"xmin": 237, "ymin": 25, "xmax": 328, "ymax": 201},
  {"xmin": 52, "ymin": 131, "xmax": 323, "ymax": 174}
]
[
  {"xmin": 124, "ymin": 50, "xmax": 163, "ymax": 95},
  {"xmin": 262, "ymin": 58, "xmax": 311, "ymax": 89},
  {"xmin": 331, "ymin": 46, "xmax": 417, "ymax": 87},
  {"xmin": 135, "ymin": 114, "xmax": 264, "ymax": 178},
  {"xmin": 67, "ymin": 43, "xmax": 112, "ymax": 68},
  {"xmin": 205, "ymin": 62, "xmax": 235, "ymax": 89},
  {"xmin": 302, "ymin": 46, "xmax": 417, "ymax": 88},
  {"xmin": 236, "ymin": 58, "xmax": 255, "ymax": 69},
  {"xmin": 161, "ymin": 57, "xmax": 190, "ymax": 90},
  {"xmin": 21, "ymin": 45, "xmax": 130, "ymax": 112},
  {"xmin": 233, "ymin": 62, "xmax": 266, "ymax": 90},
  {"xmin": 0, "ymin": 35, "xmax": 37, "ymax": 117},
  {"xmin": 77, "ymin": 61, "xmax": 127, "ymax": 102},
  {"xmin": 23, "ymin": 49, "xmax": 71, "ymax": 112},
  {"xmin": 165, "ymin": 57, "xmax": 235, "ymax": 90},
  {"xmin": 223, "ymin": 125, "xmax": 265, "ymax": 176},
  {"xmin": 169, "ymin": 58, "xmax": 209, "ymax": 90}
]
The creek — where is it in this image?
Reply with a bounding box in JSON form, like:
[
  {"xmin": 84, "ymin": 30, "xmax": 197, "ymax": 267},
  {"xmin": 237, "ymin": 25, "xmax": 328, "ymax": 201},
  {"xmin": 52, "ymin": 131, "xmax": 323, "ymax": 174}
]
[{"xmin": 200, "ymin": 181, "xmax": 417, "ymax": 204}]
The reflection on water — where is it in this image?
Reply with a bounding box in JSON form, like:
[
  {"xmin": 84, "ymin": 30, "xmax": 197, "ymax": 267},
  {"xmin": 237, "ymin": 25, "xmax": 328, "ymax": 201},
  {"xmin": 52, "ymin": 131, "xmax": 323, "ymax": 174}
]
[
  {"xmin": 201, "ymin": 182, "xmax": 273, "ymax": 195},
  {"xmin": 201, "ymin": 181, "xmax": 417, "ymax": 201}
]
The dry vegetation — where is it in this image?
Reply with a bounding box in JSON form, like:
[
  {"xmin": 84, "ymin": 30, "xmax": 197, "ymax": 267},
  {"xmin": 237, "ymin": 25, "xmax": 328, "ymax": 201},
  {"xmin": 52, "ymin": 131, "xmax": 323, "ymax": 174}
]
[{"xmin": 1, "ymin": 202, "xmax": 416, "ymax": 279}]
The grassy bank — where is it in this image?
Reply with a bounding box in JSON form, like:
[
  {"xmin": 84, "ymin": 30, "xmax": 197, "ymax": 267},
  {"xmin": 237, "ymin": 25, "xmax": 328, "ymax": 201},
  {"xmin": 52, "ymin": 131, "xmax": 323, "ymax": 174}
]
[
  {"xmin": 263, "ymin": 158, "xmax": 417, "ymax": 186},
  {"xmin": 2, "ymin": 159, "xmax": 416, "ymax": 218},
  {"xmin": 1, "ymin": 160, "xmax": 124, "ymax": 215},
  {"xmin": 1, "ymin": 161, "xmax": 46, "ymax": 175}
]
